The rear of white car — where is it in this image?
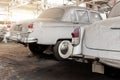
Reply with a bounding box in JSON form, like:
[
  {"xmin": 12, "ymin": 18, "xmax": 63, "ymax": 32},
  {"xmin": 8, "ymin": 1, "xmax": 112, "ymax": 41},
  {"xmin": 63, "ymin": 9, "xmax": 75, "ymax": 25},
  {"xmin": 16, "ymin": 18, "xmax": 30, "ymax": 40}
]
[{"xmin": 9, "ymin": 20, "xmax": 38, "ymax": 43}]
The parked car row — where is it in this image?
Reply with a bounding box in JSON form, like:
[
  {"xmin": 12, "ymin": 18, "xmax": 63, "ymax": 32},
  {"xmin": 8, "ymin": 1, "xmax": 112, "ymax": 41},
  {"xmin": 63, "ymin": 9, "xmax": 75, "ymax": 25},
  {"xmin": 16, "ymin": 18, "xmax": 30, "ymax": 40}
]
[
  {"xmin": 5, "ymin": 1, "xmax": 120, "ymax": 73},
  {"xmin": 8, "ymin": 6, "xmax": 103, "ymax": 60},
  {"xmin": 0, "ymin": 2, "xmax": 120, "ymax": 73}
]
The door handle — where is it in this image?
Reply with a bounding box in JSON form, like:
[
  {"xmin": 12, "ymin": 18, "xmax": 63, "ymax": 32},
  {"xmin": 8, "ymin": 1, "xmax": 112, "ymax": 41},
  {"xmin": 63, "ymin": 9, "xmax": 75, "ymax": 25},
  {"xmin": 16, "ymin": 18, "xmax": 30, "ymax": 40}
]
[
  {"xmin": 73, "ymin": 22, "xmax": 79, "ymax": 24},
  {"xmin": 111, "ymin": 27, "xmax": 120, "ymax": 30}
]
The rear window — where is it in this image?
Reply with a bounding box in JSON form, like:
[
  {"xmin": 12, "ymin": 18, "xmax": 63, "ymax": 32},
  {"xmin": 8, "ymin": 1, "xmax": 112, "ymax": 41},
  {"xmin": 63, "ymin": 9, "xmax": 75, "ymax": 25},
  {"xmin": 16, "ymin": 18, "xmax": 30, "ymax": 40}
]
[
  {"xmin": 39, "ymin": 8, "xmax": 65, "ymax": 20},
  {"xmin": 76, "ymin": 10, "xmax": 89, "ymax": 24},
  {"xmin": 90, "ymin": 12, "xmax": 102, "ymax": 22}
]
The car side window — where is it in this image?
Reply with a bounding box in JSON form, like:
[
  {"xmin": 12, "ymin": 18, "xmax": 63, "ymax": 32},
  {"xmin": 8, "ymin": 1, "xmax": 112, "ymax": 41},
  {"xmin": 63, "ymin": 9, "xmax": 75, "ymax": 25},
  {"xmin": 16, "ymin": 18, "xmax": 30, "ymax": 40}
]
[
  {"xmin": 90, "ymin": 12, "xmax": 102, "ymax": 23},
  {"xmin": 76, "ymin": 10, "xmax": 89, "ymax": 24}
]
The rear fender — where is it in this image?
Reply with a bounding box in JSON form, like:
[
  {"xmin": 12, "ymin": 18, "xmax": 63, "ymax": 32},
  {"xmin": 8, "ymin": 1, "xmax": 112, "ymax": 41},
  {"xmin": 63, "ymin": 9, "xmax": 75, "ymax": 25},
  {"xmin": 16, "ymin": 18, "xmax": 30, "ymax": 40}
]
[{"xmin": 56, "ymin": 39, "xmax": 71, "ymax": 43}]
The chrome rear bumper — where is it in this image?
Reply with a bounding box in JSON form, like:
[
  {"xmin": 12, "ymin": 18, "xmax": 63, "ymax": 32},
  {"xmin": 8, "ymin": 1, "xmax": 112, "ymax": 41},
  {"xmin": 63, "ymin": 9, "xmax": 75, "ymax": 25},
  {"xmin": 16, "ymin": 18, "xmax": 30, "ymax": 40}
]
[{"xmin": 9, "ymin": 32, "xmax": 37, "ymax": 43}]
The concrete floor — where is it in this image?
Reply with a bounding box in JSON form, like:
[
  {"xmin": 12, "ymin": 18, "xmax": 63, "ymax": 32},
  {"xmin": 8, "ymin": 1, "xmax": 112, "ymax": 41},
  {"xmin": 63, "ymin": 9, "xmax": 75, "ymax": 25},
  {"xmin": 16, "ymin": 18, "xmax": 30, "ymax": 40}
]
[{"xmin": 0, "ymin": 42, "xmax": 119, "ymax": 80}]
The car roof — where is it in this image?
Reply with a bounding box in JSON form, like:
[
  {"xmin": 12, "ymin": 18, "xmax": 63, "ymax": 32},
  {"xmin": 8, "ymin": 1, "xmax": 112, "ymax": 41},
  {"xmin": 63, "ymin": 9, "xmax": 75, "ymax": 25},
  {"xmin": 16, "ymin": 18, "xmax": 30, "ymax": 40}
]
[
  {"xmin": 48, "ymin": 6, "xmax": 93, "ymax": 11},
  {"xmin": 49, "ymin": 6, "xmax": 100, "ymax": 14}
]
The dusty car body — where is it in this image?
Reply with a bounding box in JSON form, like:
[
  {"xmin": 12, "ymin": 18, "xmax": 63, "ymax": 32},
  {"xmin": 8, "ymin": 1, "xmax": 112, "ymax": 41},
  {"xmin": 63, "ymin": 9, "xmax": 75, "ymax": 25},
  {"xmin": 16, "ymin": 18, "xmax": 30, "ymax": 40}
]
[
  {"xmin": 71, "ymin": 16, "xmax": 120, "ymax": 69},
  {"xmin": 55, "ymin": 2, "xmax": 120, "ymax": 73},
  {"xmin": 9, "ymin": 6, "xmax": 102, "ymax": 60},
  {"xmin": 69, "ymin": 2, "xmax": 120, "ymax": 73},
  {"xmin": 74, "ymin": 1, "xmax": 120, "ymax": 66}
]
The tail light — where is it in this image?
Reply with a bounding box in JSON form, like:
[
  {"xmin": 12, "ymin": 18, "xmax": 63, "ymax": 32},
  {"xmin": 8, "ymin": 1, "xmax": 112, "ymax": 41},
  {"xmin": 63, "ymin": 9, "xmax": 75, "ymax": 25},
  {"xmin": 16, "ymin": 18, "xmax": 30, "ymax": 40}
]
[
  {"xmin": 7, "ymin": 24, "xmax": 12, "ymax": 31},
  {"xmin": 71, "ymin": 28, "xmax": 80, "ymax": 38},
  {"xmin": 7, "ymin": 24, "xmax": 11, "ymax": 28},
  {"xmin": 71, "ymin": 28, "xmax": 80, "ymax": 46},
  {"xmin": 28, "ymin": 23, "xmax": 33, "ymax": 32},
  {"xmin": 71, "ymin": 29, "xmax": 79, "ymax": 38},
  {"xmin": 28, "ymin": 23, "xmax": 33, "ymax": 29}
]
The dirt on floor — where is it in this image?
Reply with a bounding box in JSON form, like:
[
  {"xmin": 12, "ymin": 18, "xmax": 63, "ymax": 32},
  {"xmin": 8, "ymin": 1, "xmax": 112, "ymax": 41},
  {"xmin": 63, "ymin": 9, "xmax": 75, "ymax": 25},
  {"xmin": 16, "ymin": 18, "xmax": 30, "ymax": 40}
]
[{"xmin": 0, "ymin": 42, "xmax": 119, "ymax": 80}]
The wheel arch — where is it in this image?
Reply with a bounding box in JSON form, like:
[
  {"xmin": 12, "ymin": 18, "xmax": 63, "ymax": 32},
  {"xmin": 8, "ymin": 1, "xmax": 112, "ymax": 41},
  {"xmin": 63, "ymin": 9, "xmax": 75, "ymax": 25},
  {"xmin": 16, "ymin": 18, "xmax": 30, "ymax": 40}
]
[{"xmin": 56, "ymin": 38, "xmax": 72, "ymax": 44}]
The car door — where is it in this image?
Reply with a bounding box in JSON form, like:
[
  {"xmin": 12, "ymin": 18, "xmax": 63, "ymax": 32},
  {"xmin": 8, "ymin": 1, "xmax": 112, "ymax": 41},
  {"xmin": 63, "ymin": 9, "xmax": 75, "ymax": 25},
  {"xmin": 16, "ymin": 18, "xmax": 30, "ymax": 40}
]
[{"xmin": 84, "ymin": 17, "xmax": 120, "ymax": 60}]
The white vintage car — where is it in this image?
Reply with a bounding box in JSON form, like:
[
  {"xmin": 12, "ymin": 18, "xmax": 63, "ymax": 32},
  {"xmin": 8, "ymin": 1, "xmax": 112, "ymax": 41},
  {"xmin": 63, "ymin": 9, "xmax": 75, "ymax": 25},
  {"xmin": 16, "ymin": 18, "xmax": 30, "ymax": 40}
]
[
  {"xmin": 9, "ymin": 6, "xmax": 102, "ymax": 60},
  {"xmin": 71, "ymin": 16, "xmax": 120, "ymax": 68}
]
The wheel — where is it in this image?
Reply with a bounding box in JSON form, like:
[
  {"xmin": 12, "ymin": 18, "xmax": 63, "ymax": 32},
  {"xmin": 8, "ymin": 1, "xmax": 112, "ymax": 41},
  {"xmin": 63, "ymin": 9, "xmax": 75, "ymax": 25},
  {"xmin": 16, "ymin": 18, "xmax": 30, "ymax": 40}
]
[
  {"xmin": 0, "ymin": 37, "xmax": 3, "ymax": 42},
  {"xmin": 54, "ymin": 40, "xmax": 73, "ymax": 60},
  {"xmin": 28, "ymin": 43, "xmax": 47, "ymax": 56}
]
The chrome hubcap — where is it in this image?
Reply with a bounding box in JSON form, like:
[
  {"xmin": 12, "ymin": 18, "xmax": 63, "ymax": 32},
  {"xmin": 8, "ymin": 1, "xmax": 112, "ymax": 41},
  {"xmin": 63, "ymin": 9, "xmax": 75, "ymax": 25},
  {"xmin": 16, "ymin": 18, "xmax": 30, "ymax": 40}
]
[{"xmin": 60, "ymin": 42, "xmax": 69, "ymax": 54}]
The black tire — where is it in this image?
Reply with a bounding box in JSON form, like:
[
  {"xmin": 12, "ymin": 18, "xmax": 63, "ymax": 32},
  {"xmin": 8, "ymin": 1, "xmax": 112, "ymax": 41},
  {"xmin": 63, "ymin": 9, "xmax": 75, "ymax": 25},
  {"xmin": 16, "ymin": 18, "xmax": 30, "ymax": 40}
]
[
  {"xmin": 0, "ymin": 37, "xmax": 3, "ymax": 42},
  {"xmin": 53, "ymin": 40, "xmax": 73, "ymax": 60},
  {"xmin": 28, "ymin": 43, "xmax": 47, "ymax": 56},
  {"xmin": 105, "ymin": 65, "xmax": 120, "ymax": 77}
]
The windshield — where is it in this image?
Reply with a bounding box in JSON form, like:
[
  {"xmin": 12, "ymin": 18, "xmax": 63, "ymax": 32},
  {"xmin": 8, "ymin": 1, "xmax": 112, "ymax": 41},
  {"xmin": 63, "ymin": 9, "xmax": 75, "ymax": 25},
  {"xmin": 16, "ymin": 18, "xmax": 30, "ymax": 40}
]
[{"xmin": 39, "ymin": 8, "xmax": 65, "ymax": 20}]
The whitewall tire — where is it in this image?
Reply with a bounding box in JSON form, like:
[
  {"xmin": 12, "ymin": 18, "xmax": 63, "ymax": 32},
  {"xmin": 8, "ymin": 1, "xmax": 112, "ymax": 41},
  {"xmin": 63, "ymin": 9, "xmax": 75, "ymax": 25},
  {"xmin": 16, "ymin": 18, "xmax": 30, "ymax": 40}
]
[{"xmin": 54, "ymin": 40, "xmax": 73, "ymax": 60}]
